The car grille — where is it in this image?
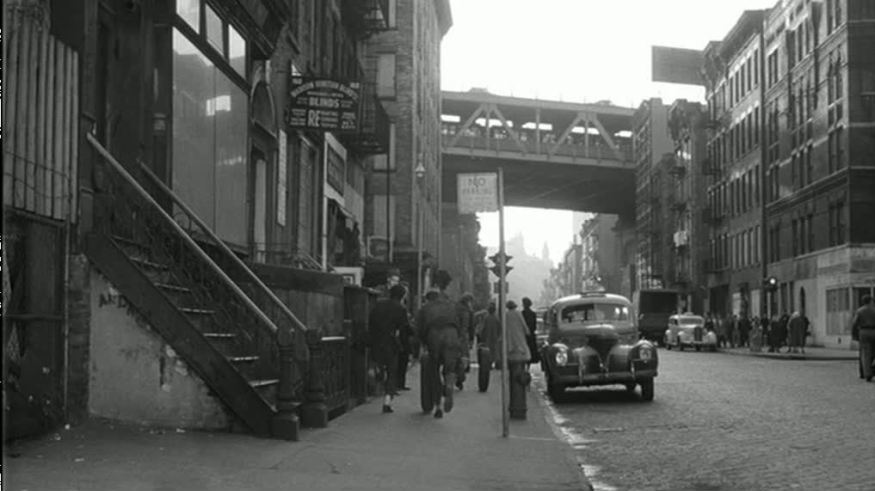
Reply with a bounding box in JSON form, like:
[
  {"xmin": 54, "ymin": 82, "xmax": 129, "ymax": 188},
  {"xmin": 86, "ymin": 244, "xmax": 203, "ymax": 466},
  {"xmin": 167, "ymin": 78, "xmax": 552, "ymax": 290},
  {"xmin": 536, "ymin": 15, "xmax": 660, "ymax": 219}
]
[
  {"xmin": 587, "ymin": 336, "xmax": 617, "ymax": 360},
  {"xmin": 693, "ymin": 326, "xmax": 703, "ymax": 341}
]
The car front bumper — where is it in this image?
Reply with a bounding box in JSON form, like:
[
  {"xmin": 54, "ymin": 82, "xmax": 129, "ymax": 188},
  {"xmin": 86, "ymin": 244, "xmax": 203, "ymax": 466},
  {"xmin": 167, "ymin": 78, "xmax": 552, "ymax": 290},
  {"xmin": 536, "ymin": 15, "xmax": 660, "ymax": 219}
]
[{"xmin": 548, "ymin": 361, "xmax": 658, "ymax": 387}]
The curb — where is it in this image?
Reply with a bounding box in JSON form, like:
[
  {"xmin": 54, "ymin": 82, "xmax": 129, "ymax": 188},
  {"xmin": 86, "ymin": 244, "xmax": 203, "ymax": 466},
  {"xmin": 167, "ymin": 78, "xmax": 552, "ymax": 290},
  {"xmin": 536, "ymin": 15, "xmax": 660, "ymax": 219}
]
[
  {"xmin": 529, "ymin": 370, "xmax": 595, "ymax": 491},
  {"xmin": 718, "ymin": 349, "xmax": 858, "ymax": 362}
]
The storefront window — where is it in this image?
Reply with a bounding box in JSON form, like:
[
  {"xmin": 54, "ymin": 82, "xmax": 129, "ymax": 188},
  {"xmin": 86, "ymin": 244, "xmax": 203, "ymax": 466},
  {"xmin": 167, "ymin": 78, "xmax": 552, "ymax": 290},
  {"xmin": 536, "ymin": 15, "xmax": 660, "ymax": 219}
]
[
  {"xmin": 172, "ymin": 29, "xmax": 248, "ymax": 245},
  {"xmin": 176, "ymin": 0, "xmax": 200, "ymax": 32},
  {"xmin": 205, "ymin": 3, "xmax": 224, "ymax": 54},
  {"xmin": 228, "ymin": 24, "xmax": 246, "ymax": 76}
]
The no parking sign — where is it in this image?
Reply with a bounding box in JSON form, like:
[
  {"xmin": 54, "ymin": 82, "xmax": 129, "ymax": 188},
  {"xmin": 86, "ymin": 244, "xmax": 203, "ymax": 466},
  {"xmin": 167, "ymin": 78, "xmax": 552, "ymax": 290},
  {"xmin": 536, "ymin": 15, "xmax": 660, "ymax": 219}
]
[{"xmin": 457, "ymin": 173, "xmax": 498, "ymax": 214}]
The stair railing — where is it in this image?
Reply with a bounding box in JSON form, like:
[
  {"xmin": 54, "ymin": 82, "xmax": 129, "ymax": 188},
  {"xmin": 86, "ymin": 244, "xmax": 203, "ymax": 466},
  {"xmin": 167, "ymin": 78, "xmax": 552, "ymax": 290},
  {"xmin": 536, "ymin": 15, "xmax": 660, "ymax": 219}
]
[{"xmin": 87, "ymin": 133, "xmax": 306, "ymax": 438}]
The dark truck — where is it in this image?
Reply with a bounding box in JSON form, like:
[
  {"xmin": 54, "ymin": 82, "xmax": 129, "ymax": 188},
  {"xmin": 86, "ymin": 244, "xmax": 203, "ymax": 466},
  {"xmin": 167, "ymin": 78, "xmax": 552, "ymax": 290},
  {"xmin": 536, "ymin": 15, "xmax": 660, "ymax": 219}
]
[{"xmin": 632, "ymin": 289, "xmax": 678, "ymax": 345}]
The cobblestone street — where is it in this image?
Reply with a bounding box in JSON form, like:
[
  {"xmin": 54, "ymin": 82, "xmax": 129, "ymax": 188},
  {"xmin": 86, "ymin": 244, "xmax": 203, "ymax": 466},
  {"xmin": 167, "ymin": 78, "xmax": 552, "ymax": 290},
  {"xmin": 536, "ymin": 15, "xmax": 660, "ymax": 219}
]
[{"xmin": 536, "ymin": 350, "xmax": 875, "ymax": 491}]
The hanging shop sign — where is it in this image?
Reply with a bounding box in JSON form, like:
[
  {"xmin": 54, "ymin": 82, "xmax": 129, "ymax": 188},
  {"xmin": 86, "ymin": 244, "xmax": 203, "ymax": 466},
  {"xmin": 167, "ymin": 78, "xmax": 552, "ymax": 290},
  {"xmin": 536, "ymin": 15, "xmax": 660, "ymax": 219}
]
[{"xmin": 286, "ymin": 77, "xmax": 360, "ymax": 132}]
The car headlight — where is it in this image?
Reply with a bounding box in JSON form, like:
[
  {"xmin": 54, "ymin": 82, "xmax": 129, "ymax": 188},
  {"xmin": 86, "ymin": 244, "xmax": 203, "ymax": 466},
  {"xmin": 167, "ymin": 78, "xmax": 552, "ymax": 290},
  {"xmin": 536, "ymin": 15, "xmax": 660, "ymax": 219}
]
[
  {"xmin": 555, "ymin": 349, "xmax": 569, "ymax": 366},
  {"xmin": 639, "ymin": 345, "xmax": 653, "ymax": 361}
]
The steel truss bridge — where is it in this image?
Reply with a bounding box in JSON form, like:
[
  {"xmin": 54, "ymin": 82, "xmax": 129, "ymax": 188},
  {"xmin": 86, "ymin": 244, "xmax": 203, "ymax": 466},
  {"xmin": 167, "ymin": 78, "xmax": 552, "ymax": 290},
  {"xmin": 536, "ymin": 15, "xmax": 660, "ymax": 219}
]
[{"xmin": 441, "ymin": 90, "xmax": 637, "ymax": 216}]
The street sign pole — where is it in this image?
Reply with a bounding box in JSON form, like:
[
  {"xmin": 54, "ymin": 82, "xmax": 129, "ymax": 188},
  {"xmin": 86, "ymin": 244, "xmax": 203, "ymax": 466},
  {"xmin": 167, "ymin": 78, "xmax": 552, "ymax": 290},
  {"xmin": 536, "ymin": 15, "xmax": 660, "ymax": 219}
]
[{"xmin": 498, "ymin": 167, "xmax": 509, "ymax": 438}]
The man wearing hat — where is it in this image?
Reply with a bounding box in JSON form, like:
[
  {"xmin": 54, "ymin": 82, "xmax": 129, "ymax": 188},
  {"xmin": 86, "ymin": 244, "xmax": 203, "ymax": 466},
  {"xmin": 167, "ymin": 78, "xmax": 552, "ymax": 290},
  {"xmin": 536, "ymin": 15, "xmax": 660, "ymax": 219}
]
[{"xmin": 416, "ymin": 270, "xmax": 463, "ymax": 418}]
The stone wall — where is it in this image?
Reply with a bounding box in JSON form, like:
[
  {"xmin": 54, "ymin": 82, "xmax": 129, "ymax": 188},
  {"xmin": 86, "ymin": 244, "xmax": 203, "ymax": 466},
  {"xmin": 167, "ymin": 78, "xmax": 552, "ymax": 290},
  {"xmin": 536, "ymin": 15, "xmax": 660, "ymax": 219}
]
[{"xmin": 88, "ymin": 272, "xmax": 230, "ymax": 429}]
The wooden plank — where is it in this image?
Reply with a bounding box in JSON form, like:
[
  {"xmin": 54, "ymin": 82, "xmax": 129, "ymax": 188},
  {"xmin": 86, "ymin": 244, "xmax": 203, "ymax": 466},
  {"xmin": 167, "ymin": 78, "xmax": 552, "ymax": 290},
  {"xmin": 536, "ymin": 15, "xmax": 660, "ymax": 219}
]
[
  {"xmin": 53, "ymin": 42, "xmax": 66, "ymax": 220},
  {"xmin": 37, "ymin": 24, "xmax": 51, "ymax": 216},
  {"xmin": 25, "ymin": 17, "xmax": 41, "ymax": 212},
  {"xmin": 70, "ymin": 51, "xmax": 80, "ymax": 223},
  {"xmin": 44, "ymin": 40, "xmax": 57, "ymax": 218},
  {"xmin": 3, "ymin": 7, "xmax": 20, "ymax": 207},
  {"xmin": 13, "ymin": 11, "xmax": 30, "ymax": 209}
]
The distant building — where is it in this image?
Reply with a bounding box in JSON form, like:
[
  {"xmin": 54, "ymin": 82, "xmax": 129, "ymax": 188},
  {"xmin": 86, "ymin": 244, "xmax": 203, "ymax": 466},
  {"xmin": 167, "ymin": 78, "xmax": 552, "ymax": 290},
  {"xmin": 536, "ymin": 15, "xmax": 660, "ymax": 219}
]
[
  {"xmin": 579, "ymin": 214, "xmax": 620, "ymax": 293},
  {"xmin": 701, "ymin": 9, "xmax": 767, "ymax": 320},
  {"xmin": 759, "ymin": 0, "xmax": 875, "ymax": 347},
  {"xmin": 696, "ymin": 1, "xmax": 875, "ymax": 347},
  {"xmin": 363, "ymin": 0, "xmax": 453, "ymax": 303},
  {"xmin": 633, "ymin": 99, "xmax": 675, "ymax": 293},
  {"xmin": 666, "ymin": 100, "xmax": 709, "ymax": 313}
]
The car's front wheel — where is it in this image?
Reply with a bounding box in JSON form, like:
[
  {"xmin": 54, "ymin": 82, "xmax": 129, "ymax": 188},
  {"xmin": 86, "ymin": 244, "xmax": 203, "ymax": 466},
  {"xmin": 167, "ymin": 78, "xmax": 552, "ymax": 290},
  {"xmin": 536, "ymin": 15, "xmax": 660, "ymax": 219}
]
[{"xmin": 640, "ymin": 378, "xmax": 654, "ymax": 401}]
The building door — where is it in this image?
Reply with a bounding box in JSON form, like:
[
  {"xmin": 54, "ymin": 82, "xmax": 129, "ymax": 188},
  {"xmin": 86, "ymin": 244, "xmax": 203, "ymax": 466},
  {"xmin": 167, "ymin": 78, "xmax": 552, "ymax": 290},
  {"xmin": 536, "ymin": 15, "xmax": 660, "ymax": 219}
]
[{"xmin": 253, "ymin": 155, "xmax": 268, "ymax": 262}]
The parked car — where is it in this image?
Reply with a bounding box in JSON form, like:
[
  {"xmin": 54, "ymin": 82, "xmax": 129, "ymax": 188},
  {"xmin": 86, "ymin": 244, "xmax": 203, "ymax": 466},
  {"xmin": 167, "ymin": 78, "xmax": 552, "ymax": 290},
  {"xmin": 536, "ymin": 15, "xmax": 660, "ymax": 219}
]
[
  {"xmin": 540, "ymin": 292, "xmax": 658, "ymax": 402},
  {"xmin": 664, "ymin": 314, "xmax": 717, "ymax": 351}
]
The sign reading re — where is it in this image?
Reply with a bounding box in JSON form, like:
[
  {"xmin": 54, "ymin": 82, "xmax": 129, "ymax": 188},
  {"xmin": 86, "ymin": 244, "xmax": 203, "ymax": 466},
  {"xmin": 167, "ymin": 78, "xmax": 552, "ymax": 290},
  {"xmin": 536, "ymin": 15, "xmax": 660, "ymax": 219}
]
[{"xmin": 457, "ymin": 173, "xmax": 498, "ymax": 214}]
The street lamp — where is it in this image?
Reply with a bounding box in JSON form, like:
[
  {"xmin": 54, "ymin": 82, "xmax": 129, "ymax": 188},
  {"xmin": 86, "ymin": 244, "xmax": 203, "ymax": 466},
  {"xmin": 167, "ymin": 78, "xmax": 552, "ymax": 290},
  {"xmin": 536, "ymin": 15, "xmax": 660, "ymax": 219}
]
[{"xmin": 415, "ymin": 159, "xmax": 426, "ymax": 309}]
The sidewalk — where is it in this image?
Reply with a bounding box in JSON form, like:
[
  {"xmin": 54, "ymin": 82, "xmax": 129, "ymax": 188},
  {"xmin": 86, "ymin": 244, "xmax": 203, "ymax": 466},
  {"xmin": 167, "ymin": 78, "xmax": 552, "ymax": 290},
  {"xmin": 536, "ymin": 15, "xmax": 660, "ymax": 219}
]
[
  {"xmin": 720, "ymin": 345, "xmax": 859, "ymax": 361},
  {"xmin": 4, "ymin": 363, "xmax": 591, "ymax": 491}
]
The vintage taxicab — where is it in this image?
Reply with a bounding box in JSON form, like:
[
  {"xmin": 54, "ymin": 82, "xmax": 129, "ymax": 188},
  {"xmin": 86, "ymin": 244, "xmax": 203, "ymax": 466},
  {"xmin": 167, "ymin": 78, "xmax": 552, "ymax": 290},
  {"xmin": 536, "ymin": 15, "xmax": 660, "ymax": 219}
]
[
  {"xmin": 539, "ymin": 292, "xmax": 658, "ymax": 402},
  {"xmin": 664, "ymin": 313, "xmax": 717, "ymax": 352}
]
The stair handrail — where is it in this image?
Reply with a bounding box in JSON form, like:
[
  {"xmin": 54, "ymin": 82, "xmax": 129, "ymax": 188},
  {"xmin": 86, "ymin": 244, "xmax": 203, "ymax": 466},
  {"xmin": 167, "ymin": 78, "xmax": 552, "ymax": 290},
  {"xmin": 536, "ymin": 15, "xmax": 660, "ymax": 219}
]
[{"xmin": 86, "ymin": 133, "xmax": 305, "ymax": 337}]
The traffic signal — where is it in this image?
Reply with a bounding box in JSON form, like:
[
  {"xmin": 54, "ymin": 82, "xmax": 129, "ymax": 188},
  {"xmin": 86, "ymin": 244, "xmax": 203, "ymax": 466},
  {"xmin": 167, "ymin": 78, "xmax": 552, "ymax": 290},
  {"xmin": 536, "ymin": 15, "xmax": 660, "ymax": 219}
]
[
  {"xmin": 488, "ymin": 252, "xmax": 513, "ymax": 276},
  {"xmin": 763, "ymin": 276, "xmax": 778, "ymax": 292}
]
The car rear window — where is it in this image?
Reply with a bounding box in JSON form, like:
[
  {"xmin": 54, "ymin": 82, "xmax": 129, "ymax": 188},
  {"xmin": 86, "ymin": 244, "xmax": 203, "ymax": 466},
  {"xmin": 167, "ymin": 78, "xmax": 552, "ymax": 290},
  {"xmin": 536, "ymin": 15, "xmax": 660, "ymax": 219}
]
[
  {"xmin": 678, "ymin": 316, "xmax": 704, "ymax": 324},
  {"xmin": 561, "ymin": 303, "xmax": 630, "ymax": 323}
]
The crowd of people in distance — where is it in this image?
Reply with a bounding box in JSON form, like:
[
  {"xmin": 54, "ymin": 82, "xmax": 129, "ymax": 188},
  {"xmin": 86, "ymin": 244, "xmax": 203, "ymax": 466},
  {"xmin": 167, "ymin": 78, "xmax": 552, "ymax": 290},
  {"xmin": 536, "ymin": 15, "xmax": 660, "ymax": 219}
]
[{"xmin": 703, "ymin": 311, "xmax": 810, "ymax": 354}]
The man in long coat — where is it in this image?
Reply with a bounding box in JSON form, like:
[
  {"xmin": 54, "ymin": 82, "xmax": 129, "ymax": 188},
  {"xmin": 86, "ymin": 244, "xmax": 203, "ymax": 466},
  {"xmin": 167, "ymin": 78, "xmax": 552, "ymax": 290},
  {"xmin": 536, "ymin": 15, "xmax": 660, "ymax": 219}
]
[{"xmin": 416, "ymin": 270, "xmax": 463, "ymax": 418}]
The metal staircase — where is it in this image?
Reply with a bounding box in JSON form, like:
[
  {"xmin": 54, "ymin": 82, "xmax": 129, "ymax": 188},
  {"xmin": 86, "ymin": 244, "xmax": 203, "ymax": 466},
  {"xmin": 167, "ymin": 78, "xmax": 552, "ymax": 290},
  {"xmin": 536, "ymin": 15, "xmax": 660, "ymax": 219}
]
[{"xmin": 84, "ymin": 134, "xmax": 308, "ymax": 440}]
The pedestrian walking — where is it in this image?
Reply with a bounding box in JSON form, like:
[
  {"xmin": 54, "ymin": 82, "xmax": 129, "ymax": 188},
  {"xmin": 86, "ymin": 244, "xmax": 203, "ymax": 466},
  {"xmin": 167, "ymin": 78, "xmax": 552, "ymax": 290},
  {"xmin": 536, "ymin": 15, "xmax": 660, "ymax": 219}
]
[
  {"xmin": 727, "ymin": 314, "xmax": 738, "ymax": 348},
  {"xmin": 787, "ymin": 311, "xmax": 806, "ymax": 354},
  {"xmin": 777, "ymin": 312, "xmax": 790, "ymax": 353},
  {"xmin": 750, "ymin": 315, "xmax": 763, "ymax": 352},
  {"xmin": 476, "ymin": 302, "xmax": 501, "ymax": 392},
  {"xmin": 720, "ymin": 315, "xmax": 733, "ymax": 348},
  {"xmin": 521, "ymin": 297, "xmax": 540, "ymax": 366},
  {"xmin": 368, "ymin": 284, "xmax": 410, "ymax": 413},
  {"xmin": 851, "ymin": 294, "xmax": 875, "ymax": 382},
  {"xmin": 738, "ymin": 314, "xmax": 751, "ymax": 348},
  {"xmin": 396, "ymin": 313, "xmax": 414, "ymax": 391},
  {"xmin": 454, "ymin": 293, "xmax": 475, "ymax": 390},
  {"xmin": 704, "ymin": 313, "xmax": 715, "ymax": 334},
  {"xmin": 415, "ymin": 270, "xmax": 464, "ymax": 418},
  {"xmin": 503, "ymin": 300, "xmax": 532, "ymax": 420}
]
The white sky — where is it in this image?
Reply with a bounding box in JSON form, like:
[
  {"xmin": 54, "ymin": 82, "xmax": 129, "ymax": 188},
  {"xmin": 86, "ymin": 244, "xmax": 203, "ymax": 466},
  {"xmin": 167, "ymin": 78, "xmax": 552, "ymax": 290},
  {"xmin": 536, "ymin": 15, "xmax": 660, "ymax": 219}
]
[{"xmin": 442, "ymin": 0, "xmax": 778, "ymax": 264}]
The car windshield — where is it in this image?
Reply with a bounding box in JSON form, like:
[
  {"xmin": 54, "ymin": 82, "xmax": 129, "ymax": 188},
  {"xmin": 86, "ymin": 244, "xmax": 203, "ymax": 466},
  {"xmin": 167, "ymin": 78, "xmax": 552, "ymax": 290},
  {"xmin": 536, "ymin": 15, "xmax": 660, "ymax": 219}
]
[
  {"xmin": 561, "ymin": 303, "xmax": 630, "ymax": 323},
  {"xmin": 678, "ymin": 316, "xmax": 704, "ymax": 325}
]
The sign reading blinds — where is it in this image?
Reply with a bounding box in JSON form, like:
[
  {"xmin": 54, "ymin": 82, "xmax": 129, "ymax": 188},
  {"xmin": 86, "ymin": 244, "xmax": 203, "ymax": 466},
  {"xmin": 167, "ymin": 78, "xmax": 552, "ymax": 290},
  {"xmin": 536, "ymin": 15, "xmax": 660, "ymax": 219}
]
[
  {"xmin": 286, "ymin": 77, "xmax": 360, "ymax": 131},
  {"xmin": 457, "ymin": 173, "xmax": 498, "ymax": 214}
]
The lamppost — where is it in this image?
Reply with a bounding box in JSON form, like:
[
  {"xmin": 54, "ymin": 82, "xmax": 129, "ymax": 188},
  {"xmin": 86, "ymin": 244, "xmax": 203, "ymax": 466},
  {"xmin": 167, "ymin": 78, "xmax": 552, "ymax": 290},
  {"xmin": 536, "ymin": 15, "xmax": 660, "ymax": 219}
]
[{"xmin": 415, "ymin": 159, "xmax": 426, "ymax": 309}]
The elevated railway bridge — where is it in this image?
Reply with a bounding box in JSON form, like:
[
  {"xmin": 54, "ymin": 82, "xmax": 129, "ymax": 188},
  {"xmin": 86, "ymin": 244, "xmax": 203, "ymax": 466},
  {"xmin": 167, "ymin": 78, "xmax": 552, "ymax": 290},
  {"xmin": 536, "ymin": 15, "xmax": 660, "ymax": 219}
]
[{"xmin": 440, "ymin": 90, "xmax": 637, "ymax": 217}]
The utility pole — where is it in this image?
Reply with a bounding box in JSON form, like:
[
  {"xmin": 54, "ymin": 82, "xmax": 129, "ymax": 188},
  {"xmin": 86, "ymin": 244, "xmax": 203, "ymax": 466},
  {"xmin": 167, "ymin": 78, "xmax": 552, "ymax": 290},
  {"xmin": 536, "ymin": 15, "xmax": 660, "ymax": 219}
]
[{"xmin": 497, "ymin": 167, "xmax": 509, "ymax": 438}]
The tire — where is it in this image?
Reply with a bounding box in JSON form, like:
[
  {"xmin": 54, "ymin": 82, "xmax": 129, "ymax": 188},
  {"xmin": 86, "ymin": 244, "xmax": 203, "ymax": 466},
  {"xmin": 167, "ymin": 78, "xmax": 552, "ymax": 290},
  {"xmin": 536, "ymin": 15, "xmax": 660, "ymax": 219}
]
[
  {"xmin": 677, "ymin": 341, "xmax": 684, "ymax": 351},
  {"xmin": 695, "ymin": 345, "xmax": 701, "ymax": 352},
  {"xmin": 640, "ymin": 378, "xmax": 654, "ymax": 402}
]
